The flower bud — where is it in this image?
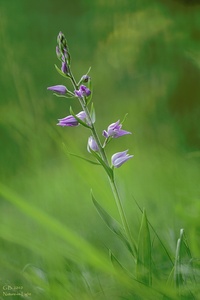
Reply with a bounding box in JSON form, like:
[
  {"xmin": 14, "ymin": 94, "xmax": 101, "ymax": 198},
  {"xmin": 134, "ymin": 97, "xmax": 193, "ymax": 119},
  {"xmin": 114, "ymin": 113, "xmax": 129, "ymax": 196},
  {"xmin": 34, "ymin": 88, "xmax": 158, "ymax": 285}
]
[
  {"xmin": 61, "ymin": 62, "xmax": 68, "ymax": 74},
  {"xmin": 57, "ymin": 115, "xmax": 79, "ymax": 127},
  {"xmin": 47, "ymin": 85, "xmax": 67, "ymax": 95},
  {"xmin": 111, "ymin": 150, "xmax": 133, "ymax": 168},
  {"xmin": 57, "ymin": 111, "xmax": 86, "ymax": 127},
  {"xmin": 80, "ymin": 75, "xmax": 90, "ymax": 83},
  {"xmin": 87, "ymin": 136, "xmax": 99, "ymax": 152},
  {"xmin": 57, "ymin": 31, "xmax": 67, "ymax": 50}
]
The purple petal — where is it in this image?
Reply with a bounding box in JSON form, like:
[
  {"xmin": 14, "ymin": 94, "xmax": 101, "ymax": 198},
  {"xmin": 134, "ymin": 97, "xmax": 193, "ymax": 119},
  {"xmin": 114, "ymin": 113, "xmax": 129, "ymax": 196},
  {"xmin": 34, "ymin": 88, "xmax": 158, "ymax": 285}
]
[
  {"xmin": 108, "ymin": 120, "xmax": 121, "ymax": 131},
  {"xmin": 112, "ymin": 129, "xmax": 132, "ymax": 138},
  {"xmin": 74, "ymin": 90, "xmax": 82, "ymax": 97},
  {"xmin": 47, "ymin": 85, "xmax": 67, "ymax": 94},
  {"xmin": 57, "ymin": 115, "xmax": 78, "ymax": 127},
  {"xmin": 104, "ymin": 120, "xmax": 131, "ymax": 138},
  {"xmin": 103, "ymin": 130, "xmax": 109, "ymax": 138},
  {"xmin": 80, "ymin": 85, "xmax": 91, "ymax": 97},
  {"xmin": 75, "ymin": 85, "xmax": 91, "ymax": 98},
  {"xmin": 76, "ymin": 111, "xmax": 87, "ymax": 120}
]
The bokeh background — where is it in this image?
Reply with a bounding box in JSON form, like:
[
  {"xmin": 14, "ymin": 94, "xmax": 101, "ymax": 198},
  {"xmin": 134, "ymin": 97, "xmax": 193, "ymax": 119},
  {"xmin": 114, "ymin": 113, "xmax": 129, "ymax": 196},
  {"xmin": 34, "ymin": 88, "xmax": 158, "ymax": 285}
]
[{"xmin": 0, "ymin": 0, "xmax": 200, "ymax": 298}]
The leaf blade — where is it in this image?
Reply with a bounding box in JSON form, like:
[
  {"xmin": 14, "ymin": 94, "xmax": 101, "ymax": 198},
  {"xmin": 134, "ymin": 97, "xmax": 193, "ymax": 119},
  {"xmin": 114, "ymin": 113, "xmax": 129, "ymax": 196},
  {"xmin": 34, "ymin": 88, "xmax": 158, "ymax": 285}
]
[
  {"xmin": 89, "ymin": 148, "xmax": 114, "ymax": 180},
  {"xmin": 92, "ymin": 193, "xmax": 133, "ymax": 254},
  {"xmin": 136, "ymin": 209, "xmax": 152, "ymax": 286}
]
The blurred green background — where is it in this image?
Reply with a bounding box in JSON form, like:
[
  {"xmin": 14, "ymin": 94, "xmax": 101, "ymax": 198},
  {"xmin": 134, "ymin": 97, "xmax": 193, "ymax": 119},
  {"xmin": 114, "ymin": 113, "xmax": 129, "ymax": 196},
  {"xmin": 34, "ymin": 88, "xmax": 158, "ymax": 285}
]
[{"xmin": 0, "ymin": 0, "xmax": 200, "ymax": 298}]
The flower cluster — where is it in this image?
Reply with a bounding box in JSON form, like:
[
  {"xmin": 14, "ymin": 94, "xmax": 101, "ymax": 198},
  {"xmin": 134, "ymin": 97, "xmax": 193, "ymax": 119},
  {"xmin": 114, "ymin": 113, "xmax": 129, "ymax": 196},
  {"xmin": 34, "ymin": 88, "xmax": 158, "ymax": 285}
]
[
  {"xmin": 75, "ymin": 85, "xmax": 91, "ymax": 98},
  {"xmin": 47, "ymin": 32, "xmax": 133, "ymax": 170}
]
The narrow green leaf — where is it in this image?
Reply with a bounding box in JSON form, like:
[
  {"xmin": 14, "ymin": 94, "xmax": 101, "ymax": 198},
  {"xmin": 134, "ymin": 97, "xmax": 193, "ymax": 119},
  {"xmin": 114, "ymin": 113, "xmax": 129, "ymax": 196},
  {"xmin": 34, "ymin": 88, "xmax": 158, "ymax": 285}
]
[
  {"xmin": 68, "ymin": 152, "xmax": 101, "ymax": 165},
  {"xmin": 86, "ymin": 66, "xmax": 91, "ymax": 75},
  {"xmin": 55, "ymin": 64, "xmax": 71, "ymax": 79},
  {"xmin": 53, "ymin": 93, "xmax": 74, "ymax": 99},
  {"xmin": 167, "ymin": 266, "xmax": 175, "ymax": 288},
  {"xmin": 89, "ymin": 148, "xmax": 114, "ymax": 180},
  {"xmin": 136, "ymin": 209, "xmax": 152, "ymax": 286},
  {"xmin": 92, "ymin": 193, "xmax": 133, "ymax": 254},
  {"xmin": 62, "ymin": 143, "xmax": 100, "ymax": 165},
  {"xmin": 121, "ymin": 113, "xmax": 128, "ymax": 124},
  {"xmin": 135, "ymin": 200, "xmax": 173, "ymax": 265},
  {"xmin": 109, "ymin": 250, "xmax": 132, "ymax": 277}
]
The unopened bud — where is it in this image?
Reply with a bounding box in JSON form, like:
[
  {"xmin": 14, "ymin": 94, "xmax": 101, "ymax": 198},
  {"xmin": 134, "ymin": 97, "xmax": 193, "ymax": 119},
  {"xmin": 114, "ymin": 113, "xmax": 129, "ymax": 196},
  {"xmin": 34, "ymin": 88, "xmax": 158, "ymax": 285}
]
[
  {"xmin": 80, "ymin": 75, "xmax": 90, "ymax": 83},
  {"xmin": 87, "ymin": 136, "xmax": 99, "ymax": 152},
  {"xmin": 57, "ymin": 31, "xmax": 67, "ymax": 51},
  {"xmin": 61, "ymin": 62, "xmax": 68, "ymax": 74}
]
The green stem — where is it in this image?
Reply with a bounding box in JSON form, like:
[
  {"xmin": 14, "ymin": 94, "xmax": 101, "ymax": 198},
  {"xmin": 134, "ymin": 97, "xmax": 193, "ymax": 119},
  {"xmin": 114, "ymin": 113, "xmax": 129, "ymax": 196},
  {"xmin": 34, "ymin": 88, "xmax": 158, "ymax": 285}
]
[{"xmin": 109, "ymin": 178, "xmax": 137, "ymax": 258}]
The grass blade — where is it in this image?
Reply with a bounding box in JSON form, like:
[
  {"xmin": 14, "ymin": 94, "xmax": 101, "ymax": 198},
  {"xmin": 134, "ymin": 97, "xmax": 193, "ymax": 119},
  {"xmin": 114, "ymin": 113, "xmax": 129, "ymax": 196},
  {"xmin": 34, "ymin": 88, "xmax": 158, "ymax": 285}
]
[
  {"xmin": 174, "ymin": 229, "xmax": 197, "ymax": 298},
  {"xmin": 136, "ymin": 209, "xmax": 152, "ymax": 286}
]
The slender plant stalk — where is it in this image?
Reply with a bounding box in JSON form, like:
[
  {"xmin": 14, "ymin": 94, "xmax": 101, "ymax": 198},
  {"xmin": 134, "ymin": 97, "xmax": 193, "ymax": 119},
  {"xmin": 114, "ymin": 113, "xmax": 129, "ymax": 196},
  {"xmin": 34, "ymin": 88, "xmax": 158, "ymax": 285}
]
[{"xmin": 69, "ymin": 69, "xmax": 137, "ymax": 257}]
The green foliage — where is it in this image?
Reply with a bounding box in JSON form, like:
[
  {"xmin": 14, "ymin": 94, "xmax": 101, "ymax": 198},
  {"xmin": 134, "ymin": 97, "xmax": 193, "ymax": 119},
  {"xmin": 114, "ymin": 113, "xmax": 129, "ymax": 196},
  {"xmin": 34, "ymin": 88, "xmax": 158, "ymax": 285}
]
[
  {"xmin": 173, "ymin": 229, "xmax": 199, "ymax": 299},
  {"xmin": 92, "ymin": 193, "xmax": 133, "ymax": 255},
  {"xmin": 136, "ymin": 209, "xmax": 152, "ymax": 286}
]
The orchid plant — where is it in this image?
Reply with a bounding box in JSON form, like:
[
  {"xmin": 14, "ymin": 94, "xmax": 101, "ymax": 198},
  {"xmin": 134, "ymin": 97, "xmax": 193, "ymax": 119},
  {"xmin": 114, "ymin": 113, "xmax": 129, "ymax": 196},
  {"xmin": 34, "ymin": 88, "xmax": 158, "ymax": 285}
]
[
  {"xmin": 47, "ymin": 31, "xmax": 137, "ymax": 257},
  {"xmin": 47, "ymin": 32, "xmax": 199, "ymax": 299}
]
